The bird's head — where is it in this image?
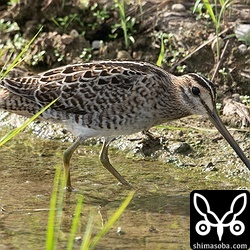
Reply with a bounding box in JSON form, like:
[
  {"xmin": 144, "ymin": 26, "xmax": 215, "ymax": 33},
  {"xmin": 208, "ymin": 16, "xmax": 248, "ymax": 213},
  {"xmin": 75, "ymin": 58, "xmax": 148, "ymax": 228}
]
[
  {"xmin": 177, "ymin": 73, "xmax": 216, "ymax": 117},
  {"xmin": 176, "ymin": 73, "xmax": 250, "ymax": 170}
]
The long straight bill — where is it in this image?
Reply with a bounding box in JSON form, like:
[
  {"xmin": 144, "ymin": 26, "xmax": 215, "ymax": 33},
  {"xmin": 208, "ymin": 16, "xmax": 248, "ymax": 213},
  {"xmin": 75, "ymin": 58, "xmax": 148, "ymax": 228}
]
[{"xmin": 209, "ymin": 108, "xmax": 250, "ymax": 170}]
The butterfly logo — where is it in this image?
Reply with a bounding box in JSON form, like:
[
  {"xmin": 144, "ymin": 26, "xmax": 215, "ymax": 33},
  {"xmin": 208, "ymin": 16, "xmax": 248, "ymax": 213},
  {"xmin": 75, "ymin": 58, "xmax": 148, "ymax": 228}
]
[{"xmin": 193, "ymin": 192, "xmax": 247, "ymax": 241}]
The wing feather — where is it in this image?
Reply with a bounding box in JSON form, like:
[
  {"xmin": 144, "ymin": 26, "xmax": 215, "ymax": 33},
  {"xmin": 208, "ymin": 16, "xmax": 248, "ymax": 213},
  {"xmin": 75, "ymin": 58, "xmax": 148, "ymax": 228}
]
[{"xmin": 1, "ymin": 61, "xmax": 161, "ymax": 114}]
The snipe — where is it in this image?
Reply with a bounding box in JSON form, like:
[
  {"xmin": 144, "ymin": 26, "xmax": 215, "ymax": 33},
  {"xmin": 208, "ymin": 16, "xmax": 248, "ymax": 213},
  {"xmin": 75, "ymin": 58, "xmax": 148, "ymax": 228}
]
[{"xmin": 0, "ymin": 61, "xmax": 249, "ymax": 190}]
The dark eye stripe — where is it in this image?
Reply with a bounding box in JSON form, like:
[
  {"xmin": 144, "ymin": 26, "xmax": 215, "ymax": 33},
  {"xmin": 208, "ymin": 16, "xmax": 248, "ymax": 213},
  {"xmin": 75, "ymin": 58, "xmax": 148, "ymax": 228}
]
[{"xmin": 188, "ymin": 73, "xmax": 216, "ymax": 102}]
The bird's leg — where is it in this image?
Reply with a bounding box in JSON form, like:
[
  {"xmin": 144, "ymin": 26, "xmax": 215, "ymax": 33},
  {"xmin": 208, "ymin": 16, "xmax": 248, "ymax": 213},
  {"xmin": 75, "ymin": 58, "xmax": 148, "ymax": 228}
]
[
  {"xmin": 63, "ymin": 137, "xmax": 83, "ymax": 191},
  {"xmin": 99, "ymin": 137, "xmax": 132, "ymax": 188},
  {"xmin": 142, "ymin": 130, "xmax": 155, "ymax": 139}
]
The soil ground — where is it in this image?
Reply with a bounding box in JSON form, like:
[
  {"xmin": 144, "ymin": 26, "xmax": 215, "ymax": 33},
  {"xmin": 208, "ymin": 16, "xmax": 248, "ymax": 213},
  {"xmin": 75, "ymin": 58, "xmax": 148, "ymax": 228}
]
[
  {"xmin": 0, "ymin": 1, "xmax": 250, "ymax": 249},
  {"xmin": 0, "ymin": 0, "xmax": 249, "ymax": 95}
]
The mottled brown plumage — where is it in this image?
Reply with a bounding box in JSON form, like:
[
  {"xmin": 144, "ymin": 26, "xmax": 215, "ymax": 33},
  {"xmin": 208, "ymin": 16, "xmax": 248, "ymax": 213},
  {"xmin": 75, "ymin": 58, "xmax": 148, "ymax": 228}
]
[{"xmin": 0, "ymin": 61, "xmax": 249, "ymax": 190}]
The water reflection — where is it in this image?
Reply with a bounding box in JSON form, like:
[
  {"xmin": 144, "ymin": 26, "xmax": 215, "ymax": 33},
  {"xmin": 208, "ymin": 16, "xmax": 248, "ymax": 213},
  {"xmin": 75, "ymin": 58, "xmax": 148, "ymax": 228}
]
[{"xmin": 0, "ymin": 129, "xmax": 249, "ymax": 249}]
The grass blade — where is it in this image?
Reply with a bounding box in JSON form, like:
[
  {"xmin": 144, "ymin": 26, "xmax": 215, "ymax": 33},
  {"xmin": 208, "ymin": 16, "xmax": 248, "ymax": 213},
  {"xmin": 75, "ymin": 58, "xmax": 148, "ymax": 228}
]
[
  {"xmin": 193, "ymin": 0, "xmax": 202, "ymax": 13},
  {"xmin": 80, "ymin": 213, "xmax": 94, "ymax": 250},
  {"xmin": 156, "ymin": 34, "xmax": 165, "ymax": 67},
  {"xmin": 89, "ymin": 191, "xmax": 135, "ymax": 249},
  {"xmin": 53, "ymin": 169, "xmax": 66, "ymax": 250},
  {"xmin": 67, "ymin": 195, "xmax": 84, "ymax": 250},
  {"xmin": 0, "ymin": 98, "xmax": 58, "ymax": 146},
  {"xmin": 0, "ymin": 51, "xmax": 14, "ymax": 78},
  {"xmin": 46, "ymin": 165, "xmax": 66, "ymax": 250},
  {"xmin": 114, "ymin": 0, "xmax": 129, "ymax": 48},
  {"xmin": 0, "ymin": 26, "xmax": 43, "ymax": 80},
  {"xmin": 46, "ymin": 166, "xmax": 62, "ymax": 250},
  {"xmin": 203, "ymin": 0, "xmax": 216, "ymax": 25}
]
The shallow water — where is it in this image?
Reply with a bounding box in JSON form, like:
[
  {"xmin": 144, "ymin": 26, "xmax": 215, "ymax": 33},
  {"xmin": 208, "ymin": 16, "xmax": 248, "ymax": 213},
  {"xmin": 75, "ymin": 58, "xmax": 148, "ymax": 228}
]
[{"xmin": 0, "ymin": 128, "xmax": 249, "ymax": 250}]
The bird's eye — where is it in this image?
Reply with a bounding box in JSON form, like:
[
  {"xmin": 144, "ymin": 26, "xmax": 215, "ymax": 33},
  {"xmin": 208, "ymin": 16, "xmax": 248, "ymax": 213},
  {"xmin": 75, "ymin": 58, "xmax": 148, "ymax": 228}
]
[{"xmin": 192, "ymin": 86, "xmax": 200, "ymax": 96}]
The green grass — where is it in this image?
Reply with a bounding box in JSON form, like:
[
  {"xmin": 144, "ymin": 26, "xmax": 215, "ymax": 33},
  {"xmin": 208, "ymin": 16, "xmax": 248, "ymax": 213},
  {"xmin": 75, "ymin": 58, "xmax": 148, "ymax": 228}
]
[
  {"xmin": 0, "ymin": 26, "xmax": 43, "ymax": 79},
  {"xmin": 89, "ymin": 191, "xmax": 134, "ymax": 249},
  {"xmin": 156, "ymin": 33, "xmax": 165, "ymax": 67},
  {"xmin": 114, "ymin": 0, "xmax": 129, "ymax": 48},
  {"xmin": 45, "ymin": 166, "xmax": 135, "ymax": 250},
  {"xmin": 113, "ymin": 0, "xmax": 136, "ymax": 49},
  {"xmin": 67, "ymin": 195, "xmax": 84, "ymax": 250},
  {"xmin": 46, "ymin": 166, "xmax": 65, "ymax": 250},
  {"xmin": 0, "ymin": 98, "xmax": 58, "ymax": 146},
  {"xmin": 193, "ymin": 0, "xmax": 233, "ymax": 62}
]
